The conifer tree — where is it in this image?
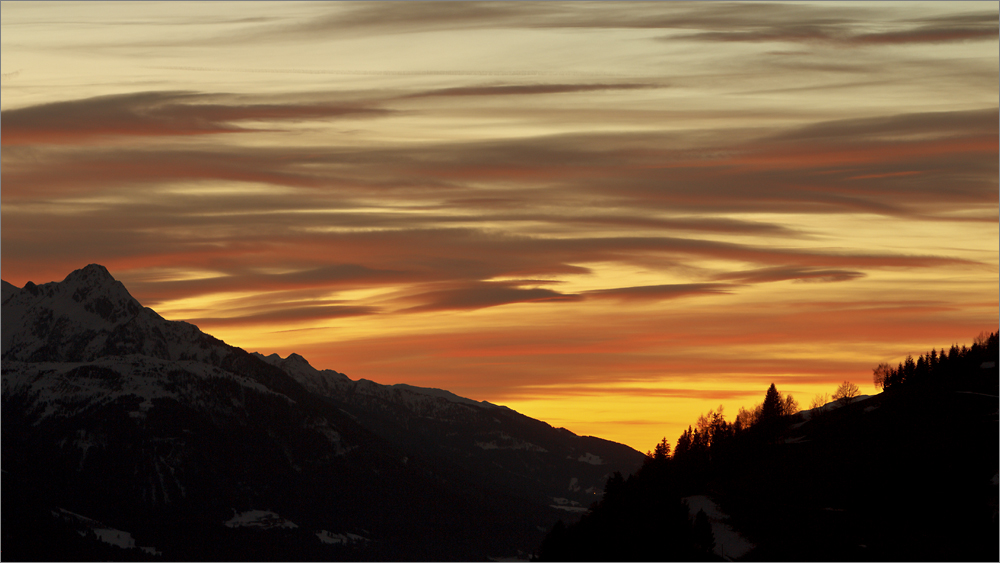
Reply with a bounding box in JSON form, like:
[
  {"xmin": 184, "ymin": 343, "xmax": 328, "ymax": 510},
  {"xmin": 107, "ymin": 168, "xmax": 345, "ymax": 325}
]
[{"xmin": 760, "ymin": 383, "xmax": 783, "ymax": 423}]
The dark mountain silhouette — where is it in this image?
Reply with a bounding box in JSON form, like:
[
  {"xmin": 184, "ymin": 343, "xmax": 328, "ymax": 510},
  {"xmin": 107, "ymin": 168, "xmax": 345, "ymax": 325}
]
[
  {"xmin": 1, "ymin": 264, "xmax": 644, "ymax": 561},
  {"xmin": 538, "ymin": 333, "xmax": 999, "ymax": 561}
]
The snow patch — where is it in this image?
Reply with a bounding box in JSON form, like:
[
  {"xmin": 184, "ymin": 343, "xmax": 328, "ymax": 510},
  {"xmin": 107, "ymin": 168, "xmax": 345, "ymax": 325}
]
[
  {"xmin": 225, "ymin": 510, "xmax": 298, "ymax": 529},
  {"xmin": 317, "ymin": 530, "xmax": 347, "ymax": 544},
  {"xmin": 94, "ymin": 528, "xmax": 136, "ymax": 549},
  {"xmin": 577, "ymin": 452, "xmax": 603, "ymax": 465},
  {"xmin": 549, "ymin": 504, "xmax": 589, "ymax": 513},
  {"xmin": 52, "ymin": 508, "xmax": 159, "ymax": 554},
  {"xmin": 474, "ymin": 432, "xmax": 547, "ymax": 452}
]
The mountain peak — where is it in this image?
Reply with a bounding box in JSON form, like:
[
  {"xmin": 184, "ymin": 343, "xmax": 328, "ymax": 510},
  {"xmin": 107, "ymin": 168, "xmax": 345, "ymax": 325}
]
[
  {"xmin": 62, "ymin": 264, "xmax": 117, "ymax": 287},
  {"xmin": 2, "ymin": 264, "xmax": 151, "ymax": 361}
]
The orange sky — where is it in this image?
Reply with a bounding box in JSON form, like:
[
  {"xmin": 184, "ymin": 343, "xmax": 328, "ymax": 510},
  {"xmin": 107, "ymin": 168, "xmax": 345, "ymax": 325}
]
[{"xmin": 2, "ymin": 1, "xmax": 997, "ymax": 452}]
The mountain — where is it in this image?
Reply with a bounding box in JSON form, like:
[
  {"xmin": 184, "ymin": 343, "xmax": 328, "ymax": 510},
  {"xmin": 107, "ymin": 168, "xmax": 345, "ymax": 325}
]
[
  {"xmin": 2, "ymin": 264, "xmax": 645, "ymax": 561},
  {"xmin": 255, "ymin": 351, "xmax": 646, "ymax": 513}
]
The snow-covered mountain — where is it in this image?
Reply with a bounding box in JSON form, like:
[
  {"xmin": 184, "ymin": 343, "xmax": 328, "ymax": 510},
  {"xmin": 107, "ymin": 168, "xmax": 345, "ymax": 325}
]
[{"xmin": 2, "ymin": 264, "xmax": 645, "ymax": 561}]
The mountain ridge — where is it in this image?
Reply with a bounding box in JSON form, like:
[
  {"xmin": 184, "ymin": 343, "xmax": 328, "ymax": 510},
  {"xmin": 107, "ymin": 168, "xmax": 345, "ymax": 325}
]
[{"xmin": 2, "ymin": 264, "xmax": 645, "ymax": 561}]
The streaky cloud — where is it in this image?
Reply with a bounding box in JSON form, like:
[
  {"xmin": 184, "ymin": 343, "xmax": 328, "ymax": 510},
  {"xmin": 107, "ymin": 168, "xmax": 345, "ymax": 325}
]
[
  {"xmin": 402, "ymin": 82, "xmax": 660, "ymax": 99},
  {"xmin": 0, "ymin": 91, "xmax": 390, "ymax": 145},
  {"xmin": 715, "ymin": 266, "xmax": 866, "ymax": 284},
  {"xmin": 583, "ymin": 283, "xmax": 734, "ymax": 302},
  {"xmin": 186, "ymin": 304, "xmax": 379, "ymax": 328},
  {"xmin": 398, "ymin": 281, "xmax": 582, "ymax": 313}
]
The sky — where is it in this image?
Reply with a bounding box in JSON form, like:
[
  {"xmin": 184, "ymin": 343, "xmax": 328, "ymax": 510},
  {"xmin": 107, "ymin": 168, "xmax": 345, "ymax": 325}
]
[{"xmin": 2, "ymin": 1, "xmax": 997, "ymax": 452}]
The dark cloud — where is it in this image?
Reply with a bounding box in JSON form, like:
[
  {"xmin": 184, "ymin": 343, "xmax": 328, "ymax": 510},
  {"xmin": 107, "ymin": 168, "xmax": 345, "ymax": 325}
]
[
  {"xmin": 584, "ymin": 283, "xmax": 735, "ymax": 302},
  {"xmin": 853, "ymin": 12, "xmax": 999, "ymax": 45},
  {"xmin": 125, "ymin": 265, "xmax": 413, "ymax": 306},
  {"xmin": 291, "ymin": 1, "xmax": 855, "ymax": 36},
  {"xmin": 287, "ymin": 1, "xmax": 992, "ymax": 48},
  {"xmin": 676, "ymin": 6, "xmax": 998, "ymax": 45},
  {"xmin": 509, "ymin": 386, "xmax": 760, "ymax": 401},
  {"xmin": 770, "ymin": 108, "xmax": 998, "ymax": 142},
  {"xmin": 1, "ymin": 92, "xmax": 992, "ymax": 316},
  {"xmin": 402, "ymin": 83, "xmax": 660, "ymax": 99},
  {"xmin": 187, "ymin": 304, "xmax": 379, "ymax": 328},
  {"xmin": 714, "ymin": 267, "xmax": 865, "ymax": 284},
  {"xmin": 0, "ymin": 91, "xmax": 389, "ymax": 145},
  {"xmin": 399, "ymin": 281, "xmax": 581, "ymax": 313},
  {"xmin": 5, "ymin": 90, "xmax": 993, "ymax": 221}
]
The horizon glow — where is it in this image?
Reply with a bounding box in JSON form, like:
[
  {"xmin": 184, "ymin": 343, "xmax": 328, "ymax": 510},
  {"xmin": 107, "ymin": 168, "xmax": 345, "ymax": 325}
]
[{"xmin": 2, "ymin": 1, "xmax": 997, "ymax": 451}]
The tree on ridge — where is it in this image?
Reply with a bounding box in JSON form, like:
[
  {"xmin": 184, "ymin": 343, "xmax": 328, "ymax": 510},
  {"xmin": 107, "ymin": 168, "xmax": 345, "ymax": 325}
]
[{"xmin": 833, "ymin": 381, "xmax": 860, "ymax": 406}]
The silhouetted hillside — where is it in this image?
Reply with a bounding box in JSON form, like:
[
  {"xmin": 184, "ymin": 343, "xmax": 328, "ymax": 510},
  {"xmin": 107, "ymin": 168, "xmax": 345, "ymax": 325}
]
[{"xmin": 538, "ymin": 332, "xmax": 999, "ymax": 561}]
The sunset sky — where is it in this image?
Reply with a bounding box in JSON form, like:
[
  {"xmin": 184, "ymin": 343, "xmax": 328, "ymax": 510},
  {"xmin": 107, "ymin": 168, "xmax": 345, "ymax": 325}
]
[{"xmin": 2, "ymin": 1, "xmax": 997, "ymax": 452}]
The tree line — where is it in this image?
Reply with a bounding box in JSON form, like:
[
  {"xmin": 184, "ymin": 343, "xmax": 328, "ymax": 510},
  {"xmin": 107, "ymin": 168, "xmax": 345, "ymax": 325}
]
[
  {"xmin": 535, "ymin": 329, "xmax": 999, "ymax": 561},
  {"xmin": 872, "ymin": 330, "xmax": 998, "ymax": 391}
]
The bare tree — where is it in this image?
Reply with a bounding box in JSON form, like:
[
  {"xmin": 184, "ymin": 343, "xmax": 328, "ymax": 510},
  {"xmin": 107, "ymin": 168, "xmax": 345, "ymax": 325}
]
[
  {"xmin": 872, "ymin": 362, "xmax": 893, "ymax": 391},
  {"xmin": 833, "ymin": 381, "xmax": 860, "ymax": 406},
  {"xmin": 782, "ymin": 394, "xmax": 799, "ymax": 416},
  {"xmin": 810, "ymin": 392, "xmax": 829, "ymax": 410}
]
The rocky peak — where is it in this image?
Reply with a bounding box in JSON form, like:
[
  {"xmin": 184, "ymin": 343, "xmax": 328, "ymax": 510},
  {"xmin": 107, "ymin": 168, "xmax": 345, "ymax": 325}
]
[
  {"xmin": 63, "ymin": 263, "xmax": 116, "ymax": 286},
  {"xmin": 2, "ymin": 264, "xmax": 153, "ymax": 361}
]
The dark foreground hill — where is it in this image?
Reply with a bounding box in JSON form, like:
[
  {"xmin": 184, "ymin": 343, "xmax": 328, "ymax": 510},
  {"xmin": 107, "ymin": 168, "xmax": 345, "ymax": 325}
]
[
  {"xmin": 1, "ymin": 264, "xmax": 644, "ymax": 561},
  {"xmin": 539, "ymin": 333, "xmax": 999, "ymax": 561}
]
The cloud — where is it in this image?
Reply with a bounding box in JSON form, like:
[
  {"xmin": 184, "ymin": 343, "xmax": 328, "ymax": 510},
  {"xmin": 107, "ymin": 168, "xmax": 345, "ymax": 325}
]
[
  {"xmin": 0, "ymin": 91, "xmax": 389, "ymax": 145},
  {"xmin": 303, "ymin": 1, "xmax": 992, "ymax": 49},
  {"xmin": 677, "ymin": 6, "xmax": 999, "ymax": 45},
  {"xmin": 186, "ymin": 303, "xmax": 378, "ymax": 328},
  {"xmin": 507, "ymin": 386, "xmax": 761, "ymax": 401},
  {"xmin": 5, "ymin": 87, "xmax": 994, "ymax": 224},
  {"xmin": 124, "ymin": 264, "xmax": 413, "ymax": 306},
  {"xmin": 402, "ymin": 83, "xmax": 660, "ymax": 99},
  {"xmin": 715, "ymin": 267, "xmax": 865, "ymax": 284},
  {"xmin": 583, "ymin": 283, "xmax": 734, "ymax": 302},
  {"xmin": 852, "ymin": 13, "xmax": 999, "ymax": 45},
  {"xmin": 398, "ymin": 281, "xmax": 581, "ymax": 313},
  {"xmin": 1, "ymin": 93, "xmax": 991, "ymax": 320}
]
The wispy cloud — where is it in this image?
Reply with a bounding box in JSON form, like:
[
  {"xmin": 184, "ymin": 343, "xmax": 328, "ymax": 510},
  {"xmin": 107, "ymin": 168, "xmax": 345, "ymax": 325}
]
[
  {"xmin": 401, "ymin": 83, "xmax": 661, "ymax": 99},
  {"xmin": 714, "ymin": 267, "xmax": 865, "ymax": 284},
  {"xmin": 583, "ymin": 283, "xmax": 734, "ymax": 302},
  {"xmin": 1, "ymin": 91, "xmax": 389, "ymax": 145}
]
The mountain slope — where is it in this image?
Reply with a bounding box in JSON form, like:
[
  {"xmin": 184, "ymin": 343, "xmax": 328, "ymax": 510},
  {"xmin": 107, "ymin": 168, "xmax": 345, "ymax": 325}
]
[
  {"xmin": 255, "ymin": 351, "xmax": 645, "ymax": 513},
  {"xmin": 2, "ymin": 264, "xmax": 644, "ymax": 561}
]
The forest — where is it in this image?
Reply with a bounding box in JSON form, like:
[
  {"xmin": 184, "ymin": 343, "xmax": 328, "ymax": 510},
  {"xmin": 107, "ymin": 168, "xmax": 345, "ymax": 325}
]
[{"xmin": 537, "ymin": 331, "xmax": 999, "ymax": 561}]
